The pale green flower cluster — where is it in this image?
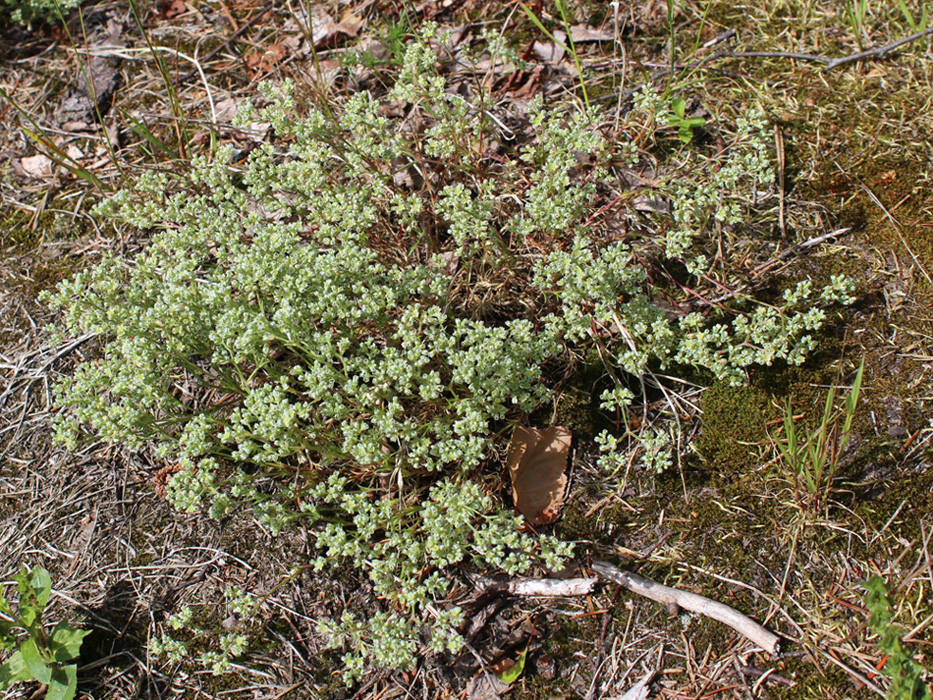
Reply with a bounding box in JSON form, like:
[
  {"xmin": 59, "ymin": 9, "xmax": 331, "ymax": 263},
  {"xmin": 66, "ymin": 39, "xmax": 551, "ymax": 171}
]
[
  {"xmin": 596, "ymin": 430, "xmax": 629, "ymax": 474},
  {"xmin": 638, "ymin": 428, "xmax": 674, "ymax": 474},
  {"xmin": 306, "ymin": 475, "xmax": 571, "ymax": 680},
  {"xmin": 535, "ymin": 94, "xmax": 854, "ymax": 479},
  {"xmin": 46, "ymin": 26, "xmax": 588, "ymax": 679},
  {"xmin": 515, "ymin": 96, "xmax": 610, "ymax": 239},
  {"xmin": 669, "ymin": 104, "xmax": 775, "ymax": 233},
  {"xmin": 534, "ymin": 102, "xmax": 854, "ymax": 384}
]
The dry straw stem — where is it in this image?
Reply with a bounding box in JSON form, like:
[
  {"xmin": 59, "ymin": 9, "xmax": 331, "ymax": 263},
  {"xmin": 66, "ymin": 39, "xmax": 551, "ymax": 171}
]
[{"xmin": 591, "ymin": 561, "xmax": 781, "ymax": 655}]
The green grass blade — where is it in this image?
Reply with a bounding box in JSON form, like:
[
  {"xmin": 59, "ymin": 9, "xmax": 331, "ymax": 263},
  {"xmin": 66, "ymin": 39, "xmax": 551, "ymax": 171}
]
[
  {"xmin": 125, "ymin": 113, "xmax": 177, "ymax": 158},
  {"xmin": 897, "ymin": 0, "xmax": 918, "ymax": 32}
]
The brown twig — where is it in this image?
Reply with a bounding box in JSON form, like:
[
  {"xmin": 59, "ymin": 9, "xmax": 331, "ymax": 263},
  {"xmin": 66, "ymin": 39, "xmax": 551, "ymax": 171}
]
[
  {"xmin": 594, "ymin": 26, "xmax": 933, "ymax": 105},
  {"xmin": 591, "ymin": 561, "xmax": 781, "ymax": 654},
  {"xmin": 720, "ymin": 26, "xmax": 933, "ymax": 69}
]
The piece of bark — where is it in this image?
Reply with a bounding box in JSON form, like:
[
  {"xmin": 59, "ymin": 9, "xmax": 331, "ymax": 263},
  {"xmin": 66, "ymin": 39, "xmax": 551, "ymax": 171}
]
[
  {"xmin": 59, "ymin": 19, "xmax": 124, "ymax": 128},
  {"xmin": 592, "ymin": 561, "xmax": 781, "ymax": 654}
]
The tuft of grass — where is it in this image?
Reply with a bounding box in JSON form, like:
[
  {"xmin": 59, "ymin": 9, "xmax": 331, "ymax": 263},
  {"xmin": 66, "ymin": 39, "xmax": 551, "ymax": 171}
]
[{"xmin": 772, "ymin": 358, "xmax": 865, "ymax": 515}]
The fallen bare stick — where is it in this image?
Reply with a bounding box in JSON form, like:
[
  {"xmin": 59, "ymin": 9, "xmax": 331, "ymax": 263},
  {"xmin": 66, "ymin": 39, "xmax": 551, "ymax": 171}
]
[
  {"xmin": 478, "ymin": 577, "xmax": 599, "ymax": 597},
  {"xmin": 594, "ymin": 26, "xmax": 933, "ymax": 105},
  {"xmin": 591, "ymin": 561, "xmax": 781, "ymax": 655},
  {"xmin": 721, "ymin": 25, "xmax": 933, "ymax": 70}
]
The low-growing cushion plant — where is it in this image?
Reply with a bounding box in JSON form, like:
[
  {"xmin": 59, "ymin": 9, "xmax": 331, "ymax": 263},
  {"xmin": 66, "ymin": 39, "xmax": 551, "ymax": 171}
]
[{"xmin": 45, "ymin": 23, "xmax": 856, "ymax": 681}]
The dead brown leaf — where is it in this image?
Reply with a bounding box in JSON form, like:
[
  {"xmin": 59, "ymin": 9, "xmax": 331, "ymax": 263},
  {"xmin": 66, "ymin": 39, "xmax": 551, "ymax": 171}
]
[
  {"xmin": 465, "ymin": 674, "xmax": 511, "ymax": 700},
  {"xmin": 494, "ymin": 65, "xmax": 546, "ymax": 99},
  {"xmin": 533, "ymin": 30, "xmax": 566, "ymax": 63},
  {"xmin": 299, "ymin": 5, "xmax": 361, "ymax": 47},
  {"xmin": 569, "ymin": 24, "xmax": 614, "ymax": 43},
  {"xmin": 16, "ymin": 154, "xmax": 54, "ymax": 178},
  {"xmin": 159, "ymin": 0, "xmax": 187, "ymax": 19},
  {"xmin": 507, "ymin": 426, "xmax": 571, "ymax": 525},
  {"xmin": 244, "ymin": 43, "xmax": 287, "ymax": 78}
]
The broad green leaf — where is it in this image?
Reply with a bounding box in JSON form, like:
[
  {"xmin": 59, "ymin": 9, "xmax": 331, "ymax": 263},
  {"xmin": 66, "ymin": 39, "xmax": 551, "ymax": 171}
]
[
  {"xmin": 0, "ymin": 651, "xmax": 32, "ymax": 690},
  {"xmin": 18, "ymin": 605, "xmax": 39, "ymax": 631},
  {"xmin": 494, "ymin": 644, "xmax": 529, "ymax": 684},
  {"xmin": 671, "ymin": 97, "xmax": 686, "ymax": 120},
  {"xmin": 20, "ymin": 637, "xmax": 52, "ymax": 684},
  {"xmin": 50, "ymin": 622, "xmax": 91, "ymax": 662},
  {"xmin": 46, "ymin": 664, "xmax": 78, "ymax": 700},
  {"xmin": 28, "ymin": 567, "xmax": 53, "ymax": 609},
  {"xmin": 0, "ymin": 616, "xmax": 17, "ymax": 640}
]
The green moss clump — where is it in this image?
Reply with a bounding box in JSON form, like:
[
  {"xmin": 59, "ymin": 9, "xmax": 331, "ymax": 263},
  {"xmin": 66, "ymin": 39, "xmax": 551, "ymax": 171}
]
[{"xmin": 697, "ymin": 382, "xmax": 771, "ymax": 472}]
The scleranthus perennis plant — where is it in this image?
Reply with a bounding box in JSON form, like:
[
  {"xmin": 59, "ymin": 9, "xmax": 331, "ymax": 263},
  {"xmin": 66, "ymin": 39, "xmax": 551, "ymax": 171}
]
[
  {"xmin": 46, "ymin": 23, "xmax": 856, "ymax": 681},
  {"xmin": 46, "ymin": 133, "xmax": 569, "ymax": 676}
]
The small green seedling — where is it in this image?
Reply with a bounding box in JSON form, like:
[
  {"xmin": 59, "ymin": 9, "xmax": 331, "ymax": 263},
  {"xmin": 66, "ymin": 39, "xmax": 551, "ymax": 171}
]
[
  {"xmin": 0, "ymin": 566, "xmax": 90, "ymax": 700},
  {"xmin": 668, "ymin": 97, "xmax": 705, "ymax": 143},
  {"xmin": 863, "ymin": 576, "xmax": 932, "ymax": 700},
  {"xmin": 493, "ymin": 643, "xmax": 529, "ymax": 684}
]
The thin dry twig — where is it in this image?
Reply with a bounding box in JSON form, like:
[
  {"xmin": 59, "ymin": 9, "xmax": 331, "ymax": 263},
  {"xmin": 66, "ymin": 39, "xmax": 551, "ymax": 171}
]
[
  {"xmin": 720, "ymin": 26, "xmax": 933, "ymax": 69},
  {"xmin": 595, "ymin": 26, "xmax": 933, "ymax": 105},
  {"xmin": 591, "ymin": 561, "xmax": 781, "ymax": 654}
]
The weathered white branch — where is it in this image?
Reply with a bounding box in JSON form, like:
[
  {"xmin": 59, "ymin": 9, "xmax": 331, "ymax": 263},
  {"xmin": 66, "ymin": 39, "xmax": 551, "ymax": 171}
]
[
  {"xmin": 592, "ymin": 561, "xmax": 781, "ymax": 654},
  {"xmin": 478, "ymin": 577, "xmax": 599, "ymax": 597}
]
